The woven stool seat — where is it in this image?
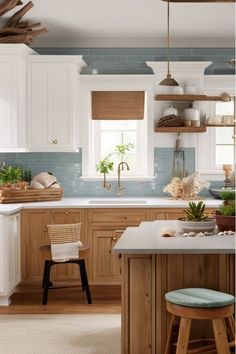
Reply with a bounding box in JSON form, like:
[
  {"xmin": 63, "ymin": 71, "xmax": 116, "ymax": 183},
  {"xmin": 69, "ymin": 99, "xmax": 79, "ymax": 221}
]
[{"xmin": 165, "ymin": 288, "xmax": 235, "ymax": 308}]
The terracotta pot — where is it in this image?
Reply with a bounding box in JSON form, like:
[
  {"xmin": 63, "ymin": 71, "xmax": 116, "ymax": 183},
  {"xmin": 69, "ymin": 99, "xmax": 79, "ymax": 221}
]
[{"xmin": 214, "ymin": 214, "xmax": 235, "ymax": 232}]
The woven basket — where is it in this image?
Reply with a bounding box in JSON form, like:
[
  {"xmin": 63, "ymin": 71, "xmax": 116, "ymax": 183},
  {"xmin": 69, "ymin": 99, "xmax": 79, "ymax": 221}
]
[
  {"xmin": 157, "ymin": 114, "xmax": 184, "ymax": 127},
  {"xmin": 47, "ymin": 223, "xmax": 81, "ymax": 245}
]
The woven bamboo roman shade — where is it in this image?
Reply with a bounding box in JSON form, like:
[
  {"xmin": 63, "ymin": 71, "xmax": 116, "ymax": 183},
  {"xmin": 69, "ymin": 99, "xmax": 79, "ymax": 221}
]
[{"xmin": 91, "ymin": 91, "xmax": 145, "ymax": 120}]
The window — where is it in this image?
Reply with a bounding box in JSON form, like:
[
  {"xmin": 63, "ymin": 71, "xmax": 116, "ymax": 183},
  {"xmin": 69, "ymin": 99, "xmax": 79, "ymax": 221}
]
[
  {"xmin": 79, "ymin": 76, "xmax": 155, "ymax": 180},
  {"xmin": 91, "ymin": 119, "xmax": 146, "ymax": 177},
  {"xmin": 215, "ymin": 102, "xmax": 234, "ymax": 167}
]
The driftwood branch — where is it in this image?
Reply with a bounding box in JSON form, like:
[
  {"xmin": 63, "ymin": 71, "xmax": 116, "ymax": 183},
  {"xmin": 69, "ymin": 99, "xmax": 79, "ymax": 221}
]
[
  {"xmin": 4, "ymin": 1, "xmax": 34, "ymax": 28},
  {"xmin": 0, "ymin": 0, "xmax": 23, "ymax": 17},
  {"xmin": 0, "ymin": 0, "xmax": 47, "ymax": 44}
]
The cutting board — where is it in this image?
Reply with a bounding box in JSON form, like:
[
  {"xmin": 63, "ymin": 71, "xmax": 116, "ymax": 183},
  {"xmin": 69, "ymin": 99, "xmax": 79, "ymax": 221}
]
[{"xmin": 0, "ymin": 188, "xmax": 64, "ymax": 203}]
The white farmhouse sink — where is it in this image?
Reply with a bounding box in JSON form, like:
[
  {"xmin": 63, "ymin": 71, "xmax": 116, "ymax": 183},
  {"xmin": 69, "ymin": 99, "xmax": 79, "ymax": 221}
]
[{"xmin": 88, "ymin": 199, "xmax": 147, "ymax": 204}]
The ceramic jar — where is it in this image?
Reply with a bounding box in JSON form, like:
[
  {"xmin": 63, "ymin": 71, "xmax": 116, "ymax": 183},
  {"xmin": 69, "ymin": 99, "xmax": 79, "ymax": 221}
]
[{"xmin": 184, "ymin": 103, "xmax": 200, "ymax": 121}]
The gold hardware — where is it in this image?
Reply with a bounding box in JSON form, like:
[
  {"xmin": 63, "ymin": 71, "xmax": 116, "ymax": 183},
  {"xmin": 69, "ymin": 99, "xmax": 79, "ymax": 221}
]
[
  {"xmin": 112, "ymin": 237, "xmax": 117, "ymax": 242},
  {"xmin": 65, "ymin": 211, "xmax": 70, "ymax": 215},
  {"xmin": 53, "ymin": 139, "xmax": 58, "ymax": 144}
]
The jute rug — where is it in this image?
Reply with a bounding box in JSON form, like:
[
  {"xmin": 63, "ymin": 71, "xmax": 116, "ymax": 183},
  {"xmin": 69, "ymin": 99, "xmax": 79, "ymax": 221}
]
[{"xmin": 0, "ymin": 314, "xmax": 121, "ymax": 354}]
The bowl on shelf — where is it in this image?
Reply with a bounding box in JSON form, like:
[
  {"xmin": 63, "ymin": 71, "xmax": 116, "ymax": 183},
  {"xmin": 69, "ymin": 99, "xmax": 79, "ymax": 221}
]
[
  {"xmin": 209, "ymin": 188, "xmax": 236, "ymax": 199},
  {"xmin": 177, "ymin": 218, "xmax": 216, "ymax": 233}
]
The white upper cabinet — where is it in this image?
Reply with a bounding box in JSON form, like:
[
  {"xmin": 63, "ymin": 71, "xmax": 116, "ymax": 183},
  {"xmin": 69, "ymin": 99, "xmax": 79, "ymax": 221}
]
[
  {"xmin": 28, "ymin": 56, "xmax": 86, "ymax": 151},
  {"xmin": 0, "ymin": 44, "xmax": 35, "ymax": 151}
]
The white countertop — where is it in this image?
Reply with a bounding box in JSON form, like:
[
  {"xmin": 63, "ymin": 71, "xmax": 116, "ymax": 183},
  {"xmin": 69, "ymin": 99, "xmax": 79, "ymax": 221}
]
[
  {"xmin": 0, "ymin": 197, "xmax": 222, "ymax": 215},
  {"xmin": 113, "ymin": 220, "xmax": 235, "ymax": 254}
]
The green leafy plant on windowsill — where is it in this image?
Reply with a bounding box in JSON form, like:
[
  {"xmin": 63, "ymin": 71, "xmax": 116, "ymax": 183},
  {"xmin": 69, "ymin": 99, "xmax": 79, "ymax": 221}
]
[
  {"xmin": 96, "ymin": 142, "xmax": 134, "ymax": 191},
  {"xmin": 96, "ymin": 157, "xmax": 114, "ymax": 190},
  {"xmin": 0, "ymin": 165, "xmax": 23, "ymax": 188}
]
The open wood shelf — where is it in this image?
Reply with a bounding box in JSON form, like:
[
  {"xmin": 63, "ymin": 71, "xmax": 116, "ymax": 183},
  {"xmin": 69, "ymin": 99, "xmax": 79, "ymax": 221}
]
[
  {"xmin": 155, "ymin": 126, "xmax": 206, "ymax": 133},
  {"xmin": 205, "ymin": 125, "xmax": 234, "ymax": 127},
  {"xmin": 155, "ymin": 94, "xmax": 223, "ymax": 102}
]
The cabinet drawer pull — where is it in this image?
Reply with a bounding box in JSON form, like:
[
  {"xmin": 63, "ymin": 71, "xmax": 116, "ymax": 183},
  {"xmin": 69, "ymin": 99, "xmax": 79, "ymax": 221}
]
[
  {"xmin": 43, "ymin": 227, "xmax": 47, "ymax": 232},
  {"xmin": 50, "ymin": 139, "xmax": 58, "ymax": 144},
  {"xmin": 65, "ymin": 211, "xmax": 70, "ymax": 215},
  {"xmin": 112, "ymin": 237, "xmax": 117, "ymax": 241}
]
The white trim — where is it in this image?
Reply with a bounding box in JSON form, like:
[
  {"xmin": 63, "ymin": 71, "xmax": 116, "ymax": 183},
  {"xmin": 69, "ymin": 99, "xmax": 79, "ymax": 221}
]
[{"xmin": 78, "ymin": 75, "xmax": 155, "ymax": 179}]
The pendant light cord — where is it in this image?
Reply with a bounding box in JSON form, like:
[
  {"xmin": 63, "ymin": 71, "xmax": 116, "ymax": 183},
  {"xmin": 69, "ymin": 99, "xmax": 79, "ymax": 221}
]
[{"xmin": 167, "ymin": 0, "xmax": 170, "ymax": 76}]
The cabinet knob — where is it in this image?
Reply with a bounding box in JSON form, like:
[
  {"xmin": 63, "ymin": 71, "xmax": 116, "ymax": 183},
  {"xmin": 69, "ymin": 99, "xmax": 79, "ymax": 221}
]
[
  {"xmin": 43, "ymin": 227, "xmax": 47, "ymax": 232},
  {"xmin": 50, "ymin": 139, "xmax": 58, "ymax": 145},
  {"xmin": 112, "ymin": 237, "xmax": 117, "ymax": 242},
  {"xmin": 65, "ymin": 211, "xmax": 70, "ymax": 215}
]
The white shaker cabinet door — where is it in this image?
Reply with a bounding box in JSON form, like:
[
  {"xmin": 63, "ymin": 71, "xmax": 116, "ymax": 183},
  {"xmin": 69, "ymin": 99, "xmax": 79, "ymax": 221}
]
[
  {"xmin": 29, "ymin": 62, "xmax": 75, "ymax": 150},
  {"xmin": 0, "ymin": 58, "xmax": 27, "ymax": 150}
]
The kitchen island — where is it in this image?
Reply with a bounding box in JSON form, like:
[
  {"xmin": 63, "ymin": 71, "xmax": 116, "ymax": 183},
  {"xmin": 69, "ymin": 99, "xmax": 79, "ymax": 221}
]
[{"xmin": 113, "ymin": 220, "xmax": 235, "ymax": 354}]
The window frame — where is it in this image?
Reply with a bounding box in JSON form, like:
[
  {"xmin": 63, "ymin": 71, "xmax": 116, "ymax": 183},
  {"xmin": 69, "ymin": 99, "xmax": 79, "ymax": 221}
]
[
  {"xmin": 78, "ymin": 75, "xmax": 155, "ymax": 181},
  {"xmin": 197, "ymin": 75, "xmax": 235, "ymax": 180}
]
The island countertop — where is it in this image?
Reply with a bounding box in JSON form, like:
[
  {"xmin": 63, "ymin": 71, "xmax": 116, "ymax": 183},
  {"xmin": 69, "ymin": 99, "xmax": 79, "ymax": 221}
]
[
  {"xmin": 113, "ymin": 220, "xmax": 235, "ymax": 254},
  {"xmin": 0, "ymin": 197, "xmax": 221, "ymax": 215}
]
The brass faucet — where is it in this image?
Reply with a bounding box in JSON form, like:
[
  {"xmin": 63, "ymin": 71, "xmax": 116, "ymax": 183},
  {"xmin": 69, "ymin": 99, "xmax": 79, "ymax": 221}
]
[{"xmin": 117, "ymin": 162, "xmax": 130, "ymax": 196}]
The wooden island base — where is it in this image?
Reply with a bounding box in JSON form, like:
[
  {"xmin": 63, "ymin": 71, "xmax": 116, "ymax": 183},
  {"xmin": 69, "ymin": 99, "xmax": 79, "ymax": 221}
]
[{"xmin": 122, "ymin": 253, "xmax": 235, "ymax": 354}]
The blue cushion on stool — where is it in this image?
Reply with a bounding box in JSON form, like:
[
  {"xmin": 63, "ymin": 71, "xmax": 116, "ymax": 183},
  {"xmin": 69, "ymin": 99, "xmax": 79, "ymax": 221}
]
[{"xmin": 165, "ymin": 288, "xmax": 235, "ymax": 308}]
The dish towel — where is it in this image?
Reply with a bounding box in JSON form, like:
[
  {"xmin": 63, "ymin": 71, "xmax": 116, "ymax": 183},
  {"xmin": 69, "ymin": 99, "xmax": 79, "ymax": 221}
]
[{"xmin": 51, "ymin": 241, "xmax": 82, "ymax": 262}]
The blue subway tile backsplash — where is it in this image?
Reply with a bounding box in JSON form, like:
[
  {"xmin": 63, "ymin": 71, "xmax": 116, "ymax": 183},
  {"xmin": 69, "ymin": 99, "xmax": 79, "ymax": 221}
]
[{"xmin": 0, "ymin": 148, "xmax": 223, "ymax": 198}]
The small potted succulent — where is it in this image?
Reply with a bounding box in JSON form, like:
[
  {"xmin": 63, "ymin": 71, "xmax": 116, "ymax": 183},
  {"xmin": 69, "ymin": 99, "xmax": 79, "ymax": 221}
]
[
  {"xmin": 178, "ymin": 201, "xmax": 215, "ymax": 233},
  {"xmin": 214, "ymin": 191, "xmax": 235, "ymax": 232},
  {"xmin": 0, "ymin": 165, "xmax": 23, "ymax": 188}
]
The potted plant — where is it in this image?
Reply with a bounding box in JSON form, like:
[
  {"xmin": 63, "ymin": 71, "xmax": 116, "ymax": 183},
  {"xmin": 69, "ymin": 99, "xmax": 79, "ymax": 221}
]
[
  {"xmin": 96, "ymin": 156, "xmax": 114, "ymax": 190},
  {"xmin": 0, "ymin": 165, "xmax": 23, "ymax": 188},
  {"xmin": 178, "ymin": 201, "xmax": 215, "ymax": 233},
  {"xmin": 214, "ymin": 191, "xmax": 235, "ymax": 232}
]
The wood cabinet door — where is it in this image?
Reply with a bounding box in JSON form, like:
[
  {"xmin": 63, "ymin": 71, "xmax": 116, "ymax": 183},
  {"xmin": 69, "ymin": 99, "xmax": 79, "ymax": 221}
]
[
  {"xmin": 92, "ymin": 230, "xmax": 122, "ymax": 284},
  {"xmin": 21, "ymin": 209, "xmax": 52, "ymax": 282},
  {"xmin": 50, "ymin": 209, "xmax": 89, "ymax": 281},
  {"xmin": 150, "ymin": 210, "xmax": 166, "ymax": 221}
]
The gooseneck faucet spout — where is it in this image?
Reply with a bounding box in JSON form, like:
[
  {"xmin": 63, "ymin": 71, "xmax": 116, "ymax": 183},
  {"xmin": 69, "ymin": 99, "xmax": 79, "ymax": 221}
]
[{"xmin": 117, "ymin": 162, "xmax": 130, "ymax": 196}]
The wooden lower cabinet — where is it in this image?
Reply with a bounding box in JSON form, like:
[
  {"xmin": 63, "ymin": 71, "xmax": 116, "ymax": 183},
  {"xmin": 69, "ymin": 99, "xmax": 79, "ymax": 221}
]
[
  {"xmin": 21, "ymin": 207, "xmax": 218, "ymax": 285},
  {"xmin": 92, "ymin": 229, "xmax": 122, "ymax": 283},
  {"xmin": 21, "ymin": 208, "xmax": 87, "ymax": 283},
  {"xmin": 21, "ymin": 209, "xmax": 51, "ymax": 282}
]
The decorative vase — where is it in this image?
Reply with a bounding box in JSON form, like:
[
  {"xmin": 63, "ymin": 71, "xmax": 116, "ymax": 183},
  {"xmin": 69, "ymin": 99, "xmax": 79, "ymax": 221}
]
[
  {"xmin": 213, "ymin": 214, "xmax": 235, "ymax": 232},
  {"xmin": 177, "ymin": 218, "xmax": 216, "ymax": 233}
]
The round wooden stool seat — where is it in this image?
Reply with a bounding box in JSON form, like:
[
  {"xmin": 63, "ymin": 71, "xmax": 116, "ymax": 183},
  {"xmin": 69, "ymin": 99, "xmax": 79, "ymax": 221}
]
[{"xmin": 164, "ymin": 288, "xmax": 235, "ymax": 354}]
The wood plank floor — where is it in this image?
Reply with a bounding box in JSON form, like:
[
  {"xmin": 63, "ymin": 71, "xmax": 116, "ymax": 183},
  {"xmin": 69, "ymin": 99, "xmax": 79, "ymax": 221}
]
[{"xmin": 0, "ymin": 283, "xmax": 121, "ymax": 314}]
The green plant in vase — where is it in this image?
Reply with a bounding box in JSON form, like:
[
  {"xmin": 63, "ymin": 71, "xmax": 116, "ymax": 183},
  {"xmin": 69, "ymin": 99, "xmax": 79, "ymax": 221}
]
[
  {"xmin": 214, "ymin": 191, "xmax": 235, "ymax": 232},
  {"xmin": 96, "ymin": 156, "xmax": 114, "ymax": 191},
  {"xmin": 0, "ymin": 166, "xmax": 23, "ymax": 188}
]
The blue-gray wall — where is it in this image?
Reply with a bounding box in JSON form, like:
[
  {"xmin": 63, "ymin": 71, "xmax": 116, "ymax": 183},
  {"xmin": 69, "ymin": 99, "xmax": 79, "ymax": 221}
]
[{"xmin": 33, "ymin": 47, "xmax": 235, "ymax": 75}]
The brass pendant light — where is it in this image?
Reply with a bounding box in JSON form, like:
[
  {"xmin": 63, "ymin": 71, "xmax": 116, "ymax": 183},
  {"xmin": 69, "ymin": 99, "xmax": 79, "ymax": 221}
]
[{"xmin": 159, "ymin": 0, "xmax": 179, "ymax": 86}]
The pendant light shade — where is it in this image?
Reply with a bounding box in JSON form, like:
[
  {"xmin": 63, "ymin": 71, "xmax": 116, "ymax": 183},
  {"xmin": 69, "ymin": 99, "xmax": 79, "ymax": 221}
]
[{"xmin": 159, "ymin": 0, "xmax": 179, "ymax": 86}]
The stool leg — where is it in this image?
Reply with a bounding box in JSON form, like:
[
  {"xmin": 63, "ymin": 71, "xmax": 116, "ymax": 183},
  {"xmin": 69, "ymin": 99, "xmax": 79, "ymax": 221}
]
[
  {"xmin": 212, "ymin": 318, "xmax": 230, "ymax": 354},
  {"xmin": 164, "ymin": 315, "xmax": 177, "ymax": 354},
  {"xmin": 78, "ymin": 261, "xmax": 85, "ymax": 292},
  {"xmin": 176, "ymin": 318, "xmax": 191, "ymax": 354},
  {"xmin": 80, "ymin": 259, "xmax": 92, "ymax": 304},
  {"xmin": 42, "ymin": 261, "xmax": 53, "ymax": 288},
  {"xmin": 225, "ymin": 316, "xmax": 235, "ymax": 342},
  {"xmin": 42, "ymin": 261, "xmax": 52, "ymax": 305}
]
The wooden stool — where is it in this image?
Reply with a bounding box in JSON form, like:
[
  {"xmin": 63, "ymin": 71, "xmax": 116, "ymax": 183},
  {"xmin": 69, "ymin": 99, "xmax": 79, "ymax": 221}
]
[
  {"xmin": 164, "ymin": 288, "xmax": 235, "ymax": 354},
  {"xmin": 40, "ymin": 244, "xmax": 92, "ymax": 305},
  {"xmin": 40, "ymin": 223, "xmax": 92, "ymax": 305}
]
